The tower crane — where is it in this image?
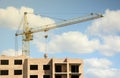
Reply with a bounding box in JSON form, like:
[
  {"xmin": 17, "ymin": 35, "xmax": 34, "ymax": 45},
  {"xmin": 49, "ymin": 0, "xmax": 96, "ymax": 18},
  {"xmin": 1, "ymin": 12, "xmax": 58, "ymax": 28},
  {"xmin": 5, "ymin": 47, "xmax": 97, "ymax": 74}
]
[{"xmin": 15, "ymin": 12, "xmax": 103, "ymax": 56}]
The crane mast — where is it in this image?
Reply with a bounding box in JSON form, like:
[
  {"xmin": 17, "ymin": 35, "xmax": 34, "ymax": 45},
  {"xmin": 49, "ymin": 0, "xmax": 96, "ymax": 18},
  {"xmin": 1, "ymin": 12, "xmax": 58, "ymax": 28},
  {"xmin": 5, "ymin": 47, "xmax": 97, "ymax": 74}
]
[
  {"xmin": 16, "ymin": 12, "xmax": 103, "ymax": 56},
  {"xmin": 22, "ymin": 12, "xmax": 33, "ymax": 56}
]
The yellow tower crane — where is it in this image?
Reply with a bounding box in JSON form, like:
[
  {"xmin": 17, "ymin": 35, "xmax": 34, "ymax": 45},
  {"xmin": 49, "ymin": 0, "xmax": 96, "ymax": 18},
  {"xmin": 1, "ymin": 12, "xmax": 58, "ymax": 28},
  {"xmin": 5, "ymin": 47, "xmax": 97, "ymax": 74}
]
[{"xmin": 15, "ymin": 12, "xmax": 103, "ymax": 56}]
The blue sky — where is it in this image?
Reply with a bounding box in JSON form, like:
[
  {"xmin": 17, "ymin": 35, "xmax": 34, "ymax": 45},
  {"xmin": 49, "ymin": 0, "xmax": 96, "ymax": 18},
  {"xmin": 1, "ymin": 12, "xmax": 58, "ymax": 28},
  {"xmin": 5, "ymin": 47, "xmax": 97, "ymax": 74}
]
[{"xmin": 0, "ymin": 0, "xmax": 120, "ymax": 78}]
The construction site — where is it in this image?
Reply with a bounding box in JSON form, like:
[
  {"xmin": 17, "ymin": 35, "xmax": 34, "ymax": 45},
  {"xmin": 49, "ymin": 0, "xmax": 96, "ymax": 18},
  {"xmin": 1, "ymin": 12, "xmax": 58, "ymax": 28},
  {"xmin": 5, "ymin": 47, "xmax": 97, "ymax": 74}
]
[{"xmin": 0, "ymin": 12, "xmax": 103, "ymax": 78}]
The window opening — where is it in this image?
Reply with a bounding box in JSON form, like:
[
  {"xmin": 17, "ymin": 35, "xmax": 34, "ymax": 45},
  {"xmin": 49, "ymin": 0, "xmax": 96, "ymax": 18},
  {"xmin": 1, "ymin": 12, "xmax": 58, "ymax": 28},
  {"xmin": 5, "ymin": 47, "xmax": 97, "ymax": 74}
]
[
  {"xmin": 14, "ymin": 70, "xmax": 22, "ymax": 75},
  {"xmin": 14, "ymin": 60, "xmax": 22, "ymax": 65},
  {"xmin": 0, "ymin": 70, "xmax": 8, "ymax": 75},
  {"xmin": 30, "ymin": 75, "xmax": 38, "ymax": 78},
  {"xmin": 1, "ymin": 60, "xmax": 9, "ymax": 65},
  {"xmin": 30, "ymin": 65, "xmax": 38, "ymax": 70},
  {"xmin": 43, "ymin": 65, "xmax": 50, "ymax": 70}
]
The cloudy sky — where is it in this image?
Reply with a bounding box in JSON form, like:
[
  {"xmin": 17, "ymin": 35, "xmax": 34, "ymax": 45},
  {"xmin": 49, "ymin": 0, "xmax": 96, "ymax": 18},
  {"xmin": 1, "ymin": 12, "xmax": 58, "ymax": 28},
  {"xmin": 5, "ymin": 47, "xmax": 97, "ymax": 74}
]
[{"xmin": 0, "ymin": 0, "xmax": 120, "ymax": 78}]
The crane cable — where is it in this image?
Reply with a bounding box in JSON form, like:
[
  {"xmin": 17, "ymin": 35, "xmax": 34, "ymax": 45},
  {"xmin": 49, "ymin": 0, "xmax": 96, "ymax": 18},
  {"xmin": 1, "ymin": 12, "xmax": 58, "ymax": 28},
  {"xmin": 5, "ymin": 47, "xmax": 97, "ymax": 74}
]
[
  {"xmin": 15, "ymin": 35, "xmax": 18, "ymax": 56},
  {"xmin": 44, "ymin": 31, "xmax": 48, "ymax": 58},
  {"xmin": 35, "ymin": 13, "xmax": 67, "ymax": 21},
  {"xmin": 15, "ymin": 16, "xmax": 24, "ymax": 56}
]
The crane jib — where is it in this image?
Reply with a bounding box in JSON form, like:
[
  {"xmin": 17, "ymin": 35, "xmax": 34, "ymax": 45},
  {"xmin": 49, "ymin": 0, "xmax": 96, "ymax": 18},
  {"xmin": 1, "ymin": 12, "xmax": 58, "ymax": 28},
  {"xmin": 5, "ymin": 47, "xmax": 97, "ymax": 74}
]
[{"xmin": 31, "ymin": 13, "xmax": 103, "ymax": 33}]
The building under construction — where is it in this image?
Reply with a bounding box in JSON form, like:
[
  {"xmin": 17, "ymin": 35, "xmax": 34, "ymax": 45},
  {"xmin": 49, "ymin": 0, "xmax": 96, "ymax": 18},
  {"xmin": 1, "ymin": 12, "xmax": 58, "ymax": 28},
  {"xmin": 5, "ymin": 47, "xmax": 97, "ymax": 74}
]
[
  {"xmin": 0, "ymin": 55, "xmax": 83, "ymax": 78},
  {"xmin": 0, "ymin": 12, "xmax": 103, "ymax": 78}
]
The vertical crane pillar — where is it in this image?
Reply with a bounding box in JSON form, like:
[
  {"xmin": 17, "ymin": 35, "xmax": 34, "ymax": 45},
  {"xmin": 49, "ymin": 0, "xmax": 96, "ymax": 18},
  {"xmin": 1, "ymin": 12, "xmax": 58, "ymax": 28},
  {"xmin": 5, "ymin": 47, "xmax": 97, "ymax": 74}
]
[{"xmin": 22, "ymin": 12, "xmax": 33, "ymax": 56}]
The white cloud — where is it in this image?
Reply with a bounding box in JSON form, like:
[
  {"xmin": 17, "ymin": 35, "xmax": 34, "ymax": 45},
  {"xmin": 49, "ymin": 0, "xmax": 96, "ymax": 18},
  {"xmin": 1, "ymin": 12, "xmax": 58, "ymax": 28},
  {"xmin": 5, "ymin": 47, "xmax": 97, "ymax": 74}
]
[
  {"xmin": 85, "ymin": 58, "xmax": 120, "ymax": 78},
  {"xmin": 86, "ymin": 9, "xmax": 120, "ymax": 56},
  {"xmin": 1, "ymin": 49, "xmax": 22, "ymax": 56},
  {"xmin": 0, "ymin": 6, "xmax": 55, "ymax": 30},
  {"xmin": 87, "ymin": 9, "xmax": 120, "ymax": 36},
  {"xmin": 99, "ymin": 36, "xmax": 120, "ymax": 56},
  {"xmin": 86, "ymin": 68, "xmax": 120, "ymax": 78},
  {"xmin": 85, "ymin": 58, "xmax": 112, "ymax": 69},
  {"xmin": 33, "ymin": 31, "xmax": 100, "ymax": 54}
]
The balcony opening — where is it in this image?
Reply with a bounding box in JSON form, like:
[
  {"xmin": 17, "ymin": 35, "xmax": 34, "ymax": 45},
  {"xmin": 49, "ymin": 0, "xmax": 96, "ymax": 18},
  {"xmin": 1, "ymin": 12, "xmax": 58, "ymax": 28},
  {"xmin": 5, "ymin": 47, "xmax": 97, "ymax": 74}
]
[
  {"xmin": 71, "ymin": 75, "xmax": 79, "ymax": 78},
  {"xmin": 71, "ymin": 65, "xmax": 79, "ymax": 73},
  {"xmin": 55, "ymin": 75, "xmax": 61, "ymax": 78},
  {"xmin": 55, "ymin": 65, "xmax": 61, "ymax": 72},
  {"xmin": 43, "ymin": 75, "xmax": 50, "ymax": 78}
]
